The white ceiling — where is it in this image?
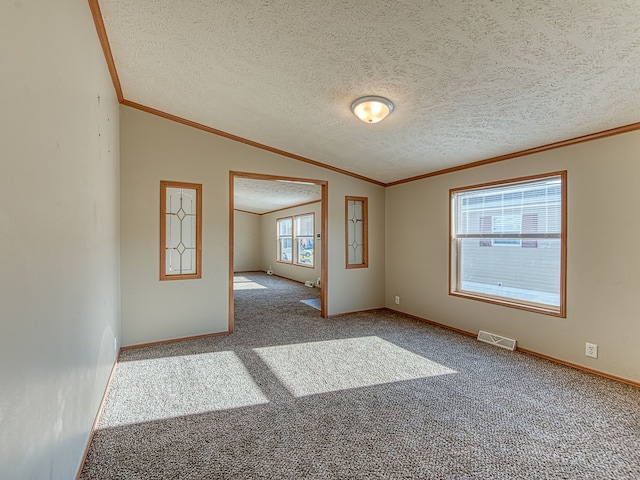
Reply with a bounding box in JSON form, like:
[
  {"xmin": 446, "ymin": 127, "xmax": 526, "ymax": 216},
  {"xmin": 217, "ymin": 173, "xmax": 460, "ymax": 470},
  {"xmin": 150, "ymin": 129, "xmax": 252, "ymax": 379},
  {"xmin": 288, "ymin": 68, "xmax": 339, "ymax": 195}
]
[
  {"xmin": 99, "ymin": 1, "xmax": 640, "ymax": 184},
  {"xmin": 234, "ymin": 178, "xmax": 321, "ymax": 215}
]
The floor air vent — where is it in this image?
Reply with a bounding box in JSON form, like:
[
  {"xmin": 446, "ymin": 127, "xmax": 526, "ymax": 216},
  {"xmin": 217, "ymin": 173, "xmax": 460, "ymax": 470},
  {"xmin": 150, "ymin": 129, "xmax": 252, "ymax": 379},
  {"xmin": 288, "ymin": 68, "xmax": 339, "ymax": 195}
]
[{"xmin": 477, "ymin": 330, "xmax": 517, "ymax": 351}]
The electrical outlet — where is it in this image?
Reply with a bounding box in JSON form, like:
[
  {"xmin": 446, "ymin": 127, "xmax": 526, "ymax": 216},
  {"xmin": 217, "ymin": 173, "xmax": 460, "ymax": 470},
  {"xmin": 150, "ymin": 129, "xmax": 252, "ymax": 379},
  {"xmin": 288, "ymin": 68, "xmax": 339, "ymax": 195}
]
[
  {"xmin": 585, "ymin": 342, "xmax": 598, "ymax": 358},
  {"xmin": 394, "ymin": 296, "xmax": 400, "ymax": 305},
  {"xmin": 113, "ymin": 337, "xmax": 117, "ymax": 352}
]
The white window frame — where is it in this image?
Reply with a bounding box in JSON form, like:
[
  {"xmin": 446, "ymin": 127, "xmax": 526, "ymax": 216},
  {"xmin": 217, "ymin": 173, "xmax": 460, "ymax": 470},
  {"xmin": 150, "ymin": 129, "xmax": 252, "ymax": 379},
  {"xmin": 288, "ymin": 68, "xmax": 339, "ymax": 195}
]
[
  {"xmin": 276, "ymin": 216, "xmax": 293, "ymax": 264},
  {"xmin": 294, "ymin": 213, "xmax": 315, "ymax": 267},
  {"xmin": 449, "ymin": 171, "xmax": 567, "ymax": 317},
  {"xmin": 276, "ymin": 213, "xmax": 315, "ymax": 268}
]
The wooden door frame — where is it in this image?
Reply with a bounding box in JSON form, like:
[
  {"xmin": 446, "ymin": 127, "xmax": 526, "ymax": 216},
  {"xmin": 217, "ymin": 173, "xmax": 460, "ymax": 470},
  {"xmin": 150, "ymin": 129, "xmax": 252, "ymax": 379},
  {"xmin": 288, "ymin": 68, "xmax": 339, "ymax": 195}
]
[{"xmin": 229, "ymin": 171, "xmax": 328, "ymax": 332}]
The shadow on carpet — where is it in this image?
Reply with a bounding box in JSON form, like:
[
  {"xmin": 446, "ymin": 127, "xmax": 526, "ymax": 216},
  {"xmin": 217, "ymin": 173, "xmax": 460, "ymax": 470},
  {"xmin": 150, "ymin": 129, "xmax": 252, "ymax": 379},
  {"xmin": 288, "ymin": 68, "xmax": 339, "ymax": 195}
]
[{"xmin": 80, "ymin": 272, "xmax": 640, "ymax": 480}]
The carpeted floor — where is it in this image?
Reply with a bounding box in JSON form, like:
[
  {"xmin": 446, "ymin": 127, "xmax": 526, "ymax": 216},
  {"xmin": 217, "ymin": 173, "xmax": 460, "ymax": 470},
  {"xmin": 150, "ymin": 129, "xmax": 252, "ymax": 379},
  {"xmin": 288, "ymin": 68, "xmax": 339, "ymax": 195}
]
[{"xmin": 80, "ymin": 272, "xmax": 640, "ymax": 479}]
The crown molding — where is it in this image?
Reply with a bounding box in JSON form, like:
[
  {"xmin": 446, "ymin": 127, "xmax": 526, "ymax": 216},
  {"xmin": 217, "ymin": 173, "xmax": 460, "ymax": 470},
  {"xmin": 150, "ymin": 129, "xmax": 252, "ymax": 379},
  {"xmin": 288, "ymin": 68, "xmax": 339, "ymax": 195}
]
[
  {"xmin": 386, "ymin": 121, "xmax": 640, "ymax": 187},
  {"xmin": 89, "ymin": 1, "xmax": 640, "ymax": 188},
  {"xmin": 88, "ymin": 0, "xmax": 123, "ymax": 102}
]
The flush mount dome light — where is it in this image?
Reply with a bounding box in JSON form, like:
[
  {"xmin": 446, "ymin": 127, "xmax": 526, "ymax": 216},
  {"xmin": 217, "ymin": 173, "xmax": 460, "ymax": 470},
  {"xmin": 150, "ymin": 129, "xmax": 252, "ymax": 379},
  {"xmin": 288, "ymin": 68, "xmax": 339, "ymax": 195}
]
[{"xmin": 351, "ymin": 96, "xmax": 394, "ymax": 123}]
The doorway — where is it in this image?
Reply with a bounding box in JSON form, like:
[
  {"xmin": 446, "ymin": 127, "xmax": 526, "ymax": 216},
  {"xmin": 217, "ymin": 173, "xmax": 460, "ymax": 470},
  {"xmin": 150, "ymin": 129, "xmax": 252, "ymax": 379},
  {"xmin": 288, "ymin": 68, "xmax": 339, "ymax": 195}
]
[{"xmin": 229, "ymin": 171, "xmax": 328, "ymax": 332}]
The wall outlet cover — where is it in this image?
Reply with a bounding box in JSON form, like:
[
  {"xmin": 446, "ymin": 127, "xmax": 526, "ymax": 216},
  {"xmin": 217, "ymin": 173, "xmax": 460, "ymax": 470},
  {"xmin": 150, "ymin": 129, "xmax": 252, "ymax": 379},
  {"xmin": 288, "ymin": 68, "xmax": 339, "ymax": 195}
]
[{"xmin": 585, "ymin": 342, "xmax": 598, "ymax": 358}]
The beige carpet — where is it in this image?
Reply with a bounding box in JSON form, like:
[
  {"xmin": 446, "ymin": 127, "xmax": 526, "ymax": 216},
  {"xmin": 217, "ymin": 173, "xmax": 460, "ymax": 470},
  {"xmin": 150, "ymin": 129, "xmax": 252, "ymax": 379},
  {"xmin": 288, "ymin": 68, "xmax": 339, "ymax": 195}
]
[{"xmin": 80, "ymin": 272, "xmax": 640, "ymax": 479}]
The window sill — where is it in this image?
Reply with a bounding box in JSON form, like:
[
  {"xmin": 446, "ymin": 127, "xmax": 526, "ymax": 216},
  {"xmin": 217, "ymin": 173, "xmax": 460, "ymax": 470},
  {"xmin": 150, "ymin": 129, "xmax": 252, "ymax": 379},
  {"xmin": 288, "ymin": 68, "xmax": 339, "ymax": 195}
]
[{"xmin": 449, "ymin": 290, "xmax": 565, "ymax": 318}]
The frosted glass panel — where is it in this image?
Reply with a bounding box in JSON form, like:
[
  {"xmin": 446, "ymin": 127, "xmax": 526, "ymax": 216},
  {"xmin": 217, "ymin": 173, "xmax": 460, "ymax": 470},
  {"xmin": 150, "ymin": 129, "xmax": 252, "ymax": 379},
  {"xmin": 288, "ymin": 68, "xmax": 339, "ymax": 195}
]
[
  {"xmin": 346, "ymin": 198, "xmax": 367, "ymax": 267},
  {"xmin": 180, "ymin": 215, "xmax": 196, "ymax": 248},
  {"xmin": 354, "ymin": 220, "xmax": 363, "ymax": 245},
  {"xmin": 165, "ymin": 187, "xmax": 198, "ymax": 275},
  {"xmin": 352, "ymin": 201, "xmax": 362, "ymax": 220},
  {"xmin": 166, "ymin": 215, "xmax": 181, "ymax": 248},
  {"xmin": 348, "ymin": 244, "xmax": 363, "ymax": 265}
]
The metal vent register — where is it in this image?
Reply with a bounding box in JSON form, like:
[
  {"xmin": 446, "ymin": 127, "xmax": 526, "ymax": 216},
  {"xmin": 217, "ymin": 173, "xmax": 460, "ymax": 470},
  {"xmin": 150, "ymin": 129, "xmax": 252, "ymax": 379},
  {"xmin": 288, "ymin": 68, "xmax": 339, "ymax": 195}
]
[{"xmin": 477, "ymin": 330, "xmax": 517, "ymax": 351}]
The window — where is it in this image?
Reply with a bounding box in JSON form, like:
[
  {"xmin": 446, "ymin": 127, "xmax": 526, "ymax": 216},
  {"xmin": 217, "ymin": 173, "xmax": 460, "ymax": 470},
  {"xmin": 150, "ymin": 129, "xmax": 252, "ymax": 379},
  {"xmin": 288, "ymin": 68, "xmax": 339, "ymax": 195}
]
[
  {"xmin": 277, "ymin": 213, "xmax": 315, "ymax": 267},
  {"xmin": 160, "ymin": 181, "xmax": 202, "ymax": 280},
  {"xmin": 277, "ymin": 217, "xmax": 292, "ymax": 263},
  {"xmin": 295, "ymin": 213, "xmax": 315, "ymax": 266},
  {"xmin": 450, "ymin": 172, "xmax": 566, "ymax": 316},
  {"xmin": 345, "ymin": 196, "xmax": 368, "ymax": 268}
]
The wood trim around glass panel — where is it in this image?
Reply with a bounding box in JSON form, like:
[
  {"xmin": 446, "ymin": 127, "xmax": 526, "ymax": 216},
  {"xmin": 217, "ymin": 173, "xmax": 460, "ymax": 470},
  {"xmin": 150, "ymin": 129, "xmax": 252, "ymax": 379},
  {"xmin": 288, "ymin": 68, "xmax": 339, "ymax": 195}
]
[
  {"xmin": 345, "ymin": 196, "xmax": 368, "ymax": 269},
  {"xmin": 160, "ymin": 180, "xmax": 202, "ymax": 281},
  {"xmin": 449, "ymin": 171, "xmax": 567, "ymax": 317}
]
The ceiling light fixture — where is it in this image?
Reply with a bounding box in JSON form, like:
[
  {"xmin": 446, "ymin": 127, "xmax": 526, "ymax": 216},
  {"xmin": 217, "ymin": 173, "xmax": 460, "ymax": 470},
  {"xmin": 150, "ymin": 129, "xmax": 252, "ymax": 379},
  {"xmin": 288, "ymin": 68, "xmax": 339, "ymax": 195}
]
[{"xmin": 351, "ymin": 96, "xmax": 394, "ymax": 124}]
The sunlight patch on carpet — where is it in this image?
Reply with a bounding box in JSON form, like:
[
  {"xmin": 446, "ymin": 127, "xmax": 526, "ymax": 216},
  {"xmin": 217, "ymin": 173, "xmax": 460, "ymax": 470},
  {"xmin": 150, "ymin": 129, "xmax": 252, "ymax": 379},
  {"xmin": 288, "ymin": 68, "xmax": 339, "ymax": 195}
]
[
  {"xmin": 233, "ymin": 276, "xmax": 268, "ymax": 290},
  {"xmin": 98, "ymin": 352, "xmax": 268, "ymax": 427},
  {"xmin": 300, "ymin": 298, "xmax": 321, "ymax": 310},
  {"xmin": 254, "ymin": 336, "xmax": 457, "ymax": 397}
]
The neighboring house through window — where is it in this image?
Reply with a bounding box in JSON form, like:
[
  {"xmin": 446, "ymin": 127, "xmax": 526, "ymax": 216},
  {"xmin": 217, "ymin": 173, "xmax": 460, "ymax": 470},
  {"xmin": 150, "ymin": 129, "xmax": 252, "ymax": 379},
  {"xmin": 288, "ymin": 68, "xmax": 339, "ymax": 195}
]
[
  {"xmin": 450, "ymin": 172, "xmax": 566, "ymax": 316},
  {"xmin": 277, "ymin": 216, "xmax": 293, "ymax": 263},
  {"xmin": 277, "ymin": 213, "xmax": 314, "ymax": 267}
]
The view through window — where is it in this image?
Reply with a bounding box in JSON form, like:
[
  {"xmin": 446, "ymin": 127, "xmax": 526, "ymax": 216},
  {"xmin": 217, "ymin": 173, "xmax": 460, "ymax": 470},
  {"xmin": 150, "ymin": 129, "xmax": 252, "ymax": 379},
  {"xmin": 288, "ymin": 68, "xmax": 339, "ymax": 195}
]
[
  {"xmin": 450, "ymin": 172, "xmax": 566, "ymax": 316},
  {"xmin": 277, "ymin": 213, "xmax": 314, "ymax": 267}
]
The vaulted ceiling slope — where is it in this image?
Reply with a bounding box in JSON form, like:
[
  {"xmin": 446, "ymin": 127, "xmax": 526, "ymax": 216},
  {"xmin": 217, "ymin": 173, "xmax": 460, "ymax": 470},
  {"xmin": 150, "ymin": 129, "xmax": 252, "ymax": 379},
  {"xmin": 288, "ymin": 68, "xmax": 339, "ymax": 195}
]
[{"xmin": 97, "ymin": 1, "xmax": 640, "ymax": 185}]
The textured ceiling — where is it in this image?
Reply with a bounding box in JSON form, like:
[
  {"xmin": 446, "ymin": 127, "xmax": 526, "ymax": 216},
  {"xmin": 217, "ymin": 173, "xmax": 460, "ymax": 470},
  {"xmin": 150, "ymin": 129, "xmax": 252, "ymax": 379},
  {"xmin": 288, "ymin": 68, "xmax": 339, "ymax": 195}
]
[
  {"xmin": 99, "ymin": 1, "xmax": 640, "ymax": 184},
  {"xmin": 234, "ymin": 178, "xmax": 321, "ymax": 215}
]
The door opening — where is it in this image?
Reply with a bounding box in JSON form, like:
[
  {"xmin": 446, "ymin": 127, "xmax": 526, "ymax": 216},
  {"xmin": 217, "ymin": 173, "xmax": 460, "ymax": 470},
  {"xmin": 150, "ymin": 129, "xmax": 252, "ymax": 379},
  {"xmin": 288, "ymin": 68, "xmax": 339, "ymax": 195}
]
[{"xmin": 229, "ymin": 171, "xmax": 328, "ymax": 332}]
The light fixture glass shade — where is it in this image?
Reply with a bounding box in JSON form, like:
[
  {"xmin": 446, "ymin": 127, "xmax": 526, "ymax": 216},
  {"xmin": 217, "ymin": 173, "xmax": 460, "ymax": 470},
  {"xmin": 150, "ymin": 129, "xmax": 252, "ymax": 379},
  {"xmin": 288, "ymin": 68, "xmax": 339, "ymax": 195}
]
[{"xmin": 351, "ymin": 96, "xmax": 394, "ymax": 123}]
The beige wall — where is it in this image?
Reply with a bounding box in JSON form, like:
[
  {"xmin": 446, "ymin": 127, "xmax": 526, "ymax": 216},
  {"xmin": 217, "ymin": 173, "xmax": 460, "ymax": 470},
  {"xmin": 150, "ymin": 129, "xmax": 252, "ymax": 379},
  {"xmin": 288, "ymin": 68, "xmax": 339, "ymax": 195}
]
[
  {"xmin": 5, "ymin": 4, "xmax": 638, "ymax": 477},
  {"xmin": 386, "ymin": 130, "xmax": 640, "ymax": 383},
  {"xmin": 234, "ymin": 210, "xmax": 262, "ymax": 272},
  {"xmin": 260, "ymin": 201, "xmax": 322, "ymax": 284},
  {"xmin": 0, "ymin": 1, "xmax": 121, "ymax": 478},
  {"xmin": 120, "ymin": 106, "xmax": 385, "ymax": 346}
]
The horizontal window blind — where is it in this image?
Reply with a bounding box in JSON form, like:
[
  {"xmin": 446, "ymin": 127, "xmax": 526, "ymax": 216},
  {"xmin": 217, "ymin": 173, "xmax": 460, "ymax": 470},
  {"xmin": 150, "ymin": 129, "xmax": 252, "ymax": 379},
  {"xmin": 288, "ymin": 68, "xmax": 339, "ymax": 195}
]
[
  {"xmin": 455, "ymin": 177, "xmax": 562, "ymax": 237},
  {"xmin": 296, "ymin": 214, "xmax": 314, "ymax": 236},
  {"xmin": 451, "ymin": 173, "xmax": 565, "ymax": 315}
]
